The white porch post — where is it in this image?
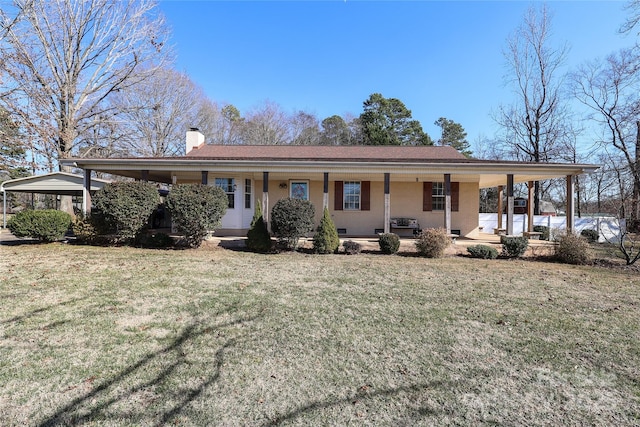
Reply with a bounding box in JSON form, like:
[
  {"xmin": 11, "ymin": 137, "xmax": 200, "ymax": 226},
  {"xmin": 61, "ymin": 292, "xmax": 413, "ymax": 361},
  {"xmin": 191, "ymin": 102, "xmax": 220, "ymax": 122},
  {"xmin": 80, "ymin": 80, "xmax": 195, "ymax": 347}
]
[
  {"xmin": 566, "ymin": 175, "xmax": 575, "ymax": 233},
  {"xmin": 323, "ymin": 172, "xmax": 329, "ymax": 210},
  {"xmin": 384, "ymin": 173, "xmax": 390, "ymax": 234},
  {"xmin": 3, "ymin": 190, "xmax": 6, "ymax": 228},
  {"xmin": 262, "ymin": 172, "xmax": 269, "ymax": 226},
  {"xmin": 496, "ymin": 185, "xmax": 504, "ymax": 233},
  {"xmin": 527, "ymin": 181, "xmax": 534, "ymax": 233},
  {"xmin": 506, "ymin": 174, "xmax": 514, "ymax": 235},
  {"xmin": 444, "ymin": 173, "xmax": 452, "ymax": 234},
  {"xmin": 82, "ymin": 169, "xmax": 92, "ymax": 216}
]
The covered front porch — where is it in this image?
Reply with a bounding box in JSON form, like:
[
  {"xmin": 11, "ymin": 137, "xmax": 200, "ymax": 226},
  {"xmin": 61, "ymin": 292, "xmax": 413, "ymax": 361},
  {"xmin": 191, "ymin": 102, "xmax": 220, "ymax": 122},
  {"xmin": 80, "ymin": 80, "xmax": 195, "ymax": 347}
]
[{"xmin": 62, "ymin": 143, "xmax": 598, "ymax": 239}]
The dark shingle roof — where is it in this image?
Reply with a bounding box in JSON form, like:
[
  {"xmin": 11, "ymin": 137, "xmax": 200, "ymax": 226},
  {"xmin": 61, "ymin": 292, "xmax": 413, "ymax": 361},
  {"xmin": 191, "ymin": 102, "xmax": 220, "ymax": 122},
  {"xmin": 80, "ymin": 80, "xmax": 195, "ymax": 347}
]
[{"xmin": 184, "ymin": 144, "xmax": 468, "ymax": 162}]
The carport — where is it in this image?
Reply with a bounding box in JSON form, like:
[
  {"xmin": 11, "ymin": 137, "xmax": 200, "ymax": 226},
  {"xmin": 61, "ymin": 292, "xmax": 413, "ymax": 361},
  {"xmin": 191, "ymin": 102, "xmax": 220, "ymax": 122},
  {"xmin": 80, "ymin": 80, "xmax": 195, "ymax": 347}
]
[{"xmin": 0, "ymin": 172, "xmax": 110, "ymax": 227}]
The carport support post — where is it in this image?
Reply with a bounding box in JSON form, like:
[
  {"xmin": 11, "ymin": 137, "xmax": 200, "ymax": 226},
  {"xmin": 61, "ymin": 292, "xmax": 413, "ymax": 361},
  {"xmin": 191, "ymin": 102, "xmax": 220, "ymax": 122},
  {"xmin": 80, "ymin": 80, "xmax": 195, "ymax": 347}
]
[
  {"xmin": 323, "ymin": 172, "xmax": 329, "ymax": 210},
  {"xmin": 384, "ymin": 173, "xmax": 390, "ymax": 234},
  {"xmin": 506, "ymin": 174, "xmax": 514, "ymax": 235},
  {"xmin": 3, "ymin": 190, "xmax": 6, "ymax": 228},
  {"xmin": 566, "ymin": 175, "xmax": 575, "ymax": 233},
  {"xmin": 82, "ymin": 169, "xmax": 92, "ymax": 216},
  {"xmin": 527, "ymin": 181, "xmax": 534, "ymax": 232},
  {"xmin": 262, "ymin": 172, "xmax": 269, "ymax": 225},
  {"xmin": 444, "ymin": 173, "xmax": 452, "ymax": 235}
]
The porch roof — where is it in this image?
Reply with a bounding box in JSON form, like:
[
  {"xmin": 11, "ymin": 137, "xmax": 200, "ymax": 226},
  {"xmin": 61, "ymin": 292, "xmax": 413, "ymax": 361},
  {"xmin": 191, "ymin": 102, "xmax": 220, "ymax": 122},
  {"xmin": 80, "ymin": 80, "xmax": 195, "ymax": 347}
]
[{"xmin": 62, "ymin": 145, "xmax": 599, "ymax": 187}]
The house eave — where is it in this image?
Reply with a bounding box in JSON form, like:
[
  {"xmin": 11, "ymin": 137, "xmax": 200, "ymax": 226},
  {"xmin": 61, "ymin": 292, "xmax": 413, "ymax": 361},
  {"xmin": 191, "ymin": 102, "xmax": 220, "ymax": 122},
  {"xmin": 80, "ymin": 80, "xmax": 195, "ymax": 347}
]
[{"xmin": 60, "ymin": 157, "xmax": 600, "ymax": 187}]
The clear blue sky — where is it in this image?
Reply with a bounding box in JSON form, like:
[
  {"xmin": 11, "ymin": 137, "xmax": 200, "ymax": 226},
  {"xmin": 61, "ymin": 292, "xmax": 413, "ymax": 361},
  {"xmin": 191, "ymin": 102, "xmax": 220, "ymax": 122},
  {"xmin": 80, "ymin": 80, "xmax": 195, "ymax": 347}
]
[{"xmin": 158, "ymin": 1, "xmax": 632, "ymax": 148}]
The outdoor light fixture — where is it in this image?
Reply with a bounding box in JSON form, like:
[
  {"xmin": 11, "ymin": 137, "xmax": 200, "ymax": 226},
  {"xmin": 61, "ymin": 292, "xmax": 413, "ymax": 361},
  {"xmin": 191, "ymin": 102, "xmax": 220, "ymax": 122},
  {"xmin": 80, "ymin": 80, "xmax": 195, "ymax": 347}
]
[{"xmin": 279, "ymin": 182, "xmax": 288, "ymax": 189}]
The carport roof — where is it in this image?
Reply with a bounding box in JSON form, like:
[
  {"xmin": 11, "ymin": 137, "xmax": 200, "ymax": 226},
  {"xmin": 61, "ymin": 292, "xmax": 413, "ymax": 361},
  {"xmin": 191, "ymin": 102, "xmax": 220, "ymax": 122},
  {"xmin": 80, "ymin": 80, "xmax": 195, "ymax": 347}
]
[{"xmin": 0, "ymin": 172, "xmax": 110, "ymax": 196}]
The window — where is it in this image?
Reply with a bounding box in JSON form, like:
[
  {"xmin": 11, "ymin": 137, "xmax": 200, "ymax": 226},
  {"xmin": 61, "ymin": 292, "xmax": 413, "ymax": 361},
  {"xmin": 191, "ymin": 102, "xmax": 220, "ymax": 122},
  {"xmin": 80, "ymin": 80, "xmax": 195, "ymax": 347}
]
[
  {"xmin": 244, "ymin": 179, "xmax": 252, "ymax": 209},
  {"xmin": 431, "ymin": 182, "xmax": 445, "ymax": 211},
  {"xmin": 290, "ymin": 181, "xmax": 309, "ymax": 200},
  {"xmin": 423, "ymin": 181, "xmax": 459, "ymax": 212},
  {"xmin": 343, "ymin": 181, "xmax": 361, "ymax": 210},
  {"xmin": 335, "ymin": 181, "xmax": 370, "ymax": 211},
  {"xmin": 215, "ymin": 178, "xmax": 235, "ymax": 209}
]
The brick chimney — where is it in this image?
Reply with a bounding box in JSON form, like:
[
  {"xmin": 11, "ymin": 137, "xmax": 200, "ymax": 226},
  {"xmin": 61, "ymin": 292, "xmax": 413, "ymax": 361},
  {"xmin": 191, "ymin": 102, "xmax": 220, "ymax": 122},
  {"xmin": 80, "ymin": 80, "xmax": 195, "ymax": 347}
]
[{"xmin": 186, "ymin": 128, "xmax": 205, "ymax": 154}]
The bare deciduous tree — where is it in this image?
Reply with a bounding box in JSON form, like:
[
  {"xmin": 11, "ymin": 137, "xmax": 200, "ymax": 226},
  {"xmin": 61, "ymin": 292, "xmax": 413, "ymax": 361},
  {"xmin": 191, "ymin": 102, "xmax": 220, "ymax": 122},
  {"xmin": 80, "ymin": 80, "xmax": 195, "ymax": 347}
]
[
  {"xmin": 289, "ymin": 111, "xmax": 320, "ymax": 145},
  {"xmin": 495, "ymin": 4, "xmax": 570, "ymax": 214},
  {"xmin": 0, "ymin": 0, "xmax": 170, "ymax": 166},
  {"xmin": 241, "ymin": 101, "xmax": 291, "ymax": 145},
  {"xmin": 106, "ymin": 67, "xmax": 217, "ymax": 157},
  {"xmin": 571, "ymin": 48, "xmax": 640, "ymax": 224}
]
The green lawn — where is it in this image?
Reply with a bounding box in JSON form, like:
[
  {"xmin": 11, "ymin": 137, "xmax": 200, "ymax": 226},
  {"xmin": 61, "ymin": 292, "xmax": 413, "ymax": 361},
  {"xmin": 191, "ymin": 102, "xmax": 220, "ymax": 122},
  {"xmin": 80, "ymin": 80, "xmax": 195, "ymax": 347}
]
[{"xmin": 1, "ymin": 241, "xmax": 639, "ymax": 426}]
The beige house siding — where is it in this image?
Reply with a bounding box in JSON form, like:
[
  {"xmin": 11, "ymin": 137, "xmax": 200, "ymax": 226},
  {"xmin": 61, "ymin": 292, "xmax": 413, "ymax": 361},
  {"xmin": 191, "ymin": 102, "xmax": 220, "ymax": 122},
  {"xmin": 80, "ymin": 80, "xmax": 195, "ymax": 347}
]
[{"xmin": 241, "ymin": 177, "xmax": 481, "ymax": 238}]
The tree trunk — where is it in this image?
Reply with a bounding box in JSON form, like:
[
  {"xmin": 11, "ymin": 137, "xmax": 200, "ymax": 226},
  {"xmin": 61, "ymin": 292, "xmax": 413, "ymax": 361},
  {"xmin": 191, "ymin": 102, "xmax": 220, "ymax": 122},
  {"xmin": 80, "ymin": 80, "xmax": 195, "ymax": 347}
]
[
  {"xmin": 59, "ymin": 160, "xmax": 76, "ymax": 219},
  {"xmin": 633, "ymin": 121, "xmax": 640, "ymax": 225}
]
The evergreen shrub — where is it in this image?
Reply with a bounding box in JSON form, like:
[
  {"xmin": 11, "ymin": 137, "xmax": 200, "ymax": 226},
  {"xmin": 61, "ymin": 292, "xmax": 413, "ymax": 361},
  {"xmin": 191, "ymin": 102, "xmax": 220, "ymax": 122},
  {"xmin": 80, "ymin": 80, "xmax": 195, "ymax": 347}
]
[
  {"xmin": 378, "ymin": 233, "xmax": 400, "ymax": 254},
  {"xmin": 246, "ymin": 200, "xmax": 272, "ymax": 253},
  {"xmin": 533, "ymin": 225, "xmax": 550, "ymax": 241},
  {"xmin": 415, "ymin": 228, "xmax": 450, "ymax": 258},
  {"xmin": 500, "ymin": 235, "xmax": 529, "ymax": 258},
  {"xmin": 342, "ymin": 240, "xmax": 361, "ymax": 255},
  {"xmin": 92, "ymin": 181, "xmax": 159, "ymax": 241},
  {"xmin": 7, "ymin": 209, "xmax": 71, "ymax": 242},
  {"xmin": 313, "ymin": 207, "xmax": 340, "ymax": 254},
  {"xmin": 165, "ymin": 184, "xmax": 228, "ymax": 248},
  {"xmin": 580, "ymin": 228, "xmax": 599, "ymax": 243},
  {"xmin": 270, "ymin": 198, "xmax": 315, "ymax": 250},
  {"xmin": 467, "ymin": 244, "xmax": 498, "ymax": 259}
]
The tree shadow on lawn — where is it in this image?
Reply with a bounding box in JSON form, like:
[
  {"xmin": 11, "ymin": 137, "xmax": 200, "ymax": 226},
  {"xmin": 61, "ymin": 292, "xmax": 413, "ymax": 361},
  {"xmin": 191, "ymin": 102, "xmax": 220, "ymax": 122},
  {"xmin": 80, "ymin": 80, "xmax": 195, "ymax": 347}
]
[
  {"xmin": 261, "ymin": 381, "xmax": 453, "ymax": 426},
  {"xmin": 36, "ymin": 304, "xmax": 264, "ymax": 427},
  {"xmin": 0, "ymin": 297, "xmax": 87, "ymax": 326}
]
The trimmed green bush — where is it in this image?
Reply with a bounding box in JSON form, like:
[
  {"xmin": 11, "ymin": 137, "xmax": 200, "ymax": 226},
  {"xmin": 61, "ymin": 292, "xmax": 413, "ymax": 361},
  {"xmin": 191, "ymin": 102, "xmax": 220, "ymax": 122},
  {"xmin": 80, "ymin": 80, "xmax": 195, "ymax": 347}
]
[
  {"xmin": 533, "ymin": 225, "xmax": 550, "ymax": 241},
  {"xmin": 500, "ymin": 235, "xmax": 529, "ymax": 258},
  {"xmin": 92, "ymin": 181, "xmax": 160, "ymax": 241},
  {"xmin": 467, "ymin": 244, "xmax": 498, "ymax": 259},
  {"xmin": 246, "ymin": 200, "xmax": 272, "ymax": 253},
  {"xmin": 313, "ymin": 207, "xmax": 340, "ymax": 254},
  {"xmin": 415, "ymin": 228, "xmax": 450, "ymax": 258},
  {"xmin": 556, "ymin": 233, "xmax": 592, "ymax": 265},
  {"xmin": 342, "ymin": 240, "xmax": 361, "ymax": 255},
  {"xmin": 165, "ymin": 184, "xmax": 228, "ymax": 248},
  {"xmin": 378, "ymin": 233, "xmax": 400, "ymax": 254},
  {"xmin": 270, "ymin": 198, "xmax": 315, "ymax": 250},
  {"xmin": 580, "ymin": 228, "xmax": 599, "ymax": 243},
  {"xmin": 7, "ymin": 209, "xmax": 72, "ymax": 242}
]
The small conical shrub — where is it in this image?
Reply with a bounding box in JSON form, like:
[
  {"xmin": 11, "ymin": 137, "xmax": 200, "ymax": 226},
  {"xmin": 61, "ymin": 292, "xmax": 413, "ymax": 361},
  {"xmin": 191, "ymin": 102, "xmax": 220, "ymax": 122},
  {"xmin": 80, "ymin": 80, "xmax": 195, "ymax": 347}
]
[
  {"xmin": 313, "ymin": 207, "xmax": 340, "ymax": 254},
  {"xmin": 246, "ymin": 199, "xmax": 272, "ymax": 252}
]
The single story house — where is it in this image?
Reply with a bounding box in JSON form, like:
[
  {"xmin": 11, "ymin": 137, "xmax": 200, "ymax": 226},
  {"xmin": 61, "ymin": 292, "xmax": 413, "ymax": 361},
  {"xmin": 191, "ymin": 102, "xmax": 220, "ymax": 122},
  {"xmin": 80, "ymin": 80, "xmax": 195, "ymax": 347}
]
[{"xmin": 62, "ymin": 129, "xmax": 599, "ymax": 238}]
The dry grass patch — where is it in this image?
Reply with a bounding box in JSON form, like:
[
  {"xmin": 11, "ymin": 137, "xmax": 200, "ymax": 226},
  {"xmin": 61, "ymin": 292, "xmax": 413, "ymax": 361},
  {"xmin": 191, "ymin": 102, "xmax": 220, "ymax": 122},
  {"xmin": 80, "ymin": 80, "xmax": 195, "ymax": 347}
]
[{"xmin": 0, "ymin": 242, "xmax": 639, "ymax": 425}]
